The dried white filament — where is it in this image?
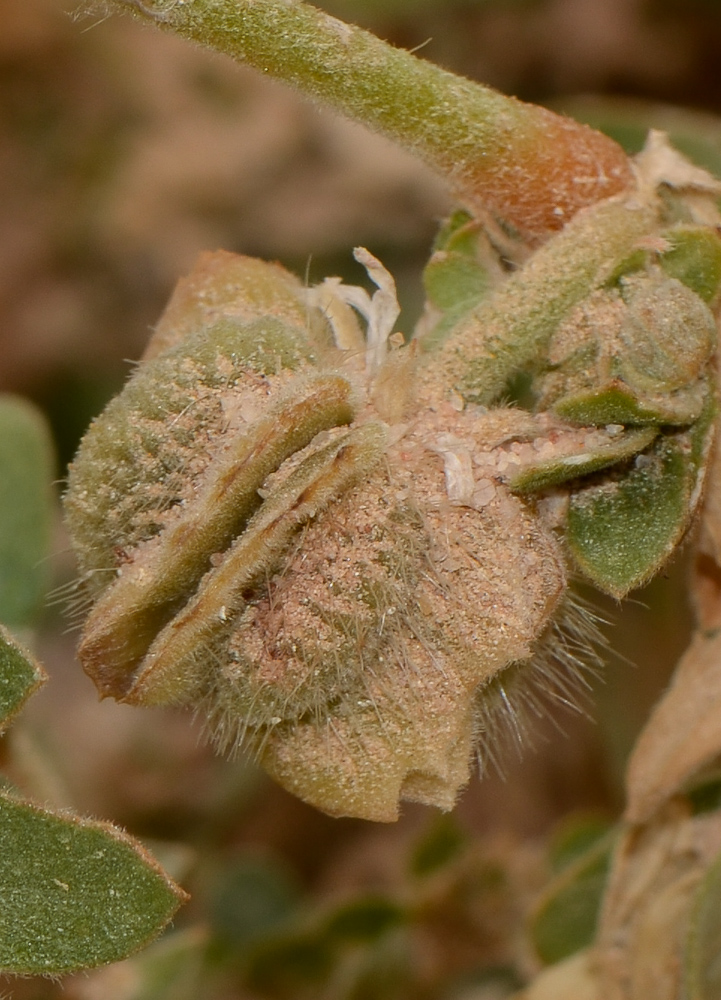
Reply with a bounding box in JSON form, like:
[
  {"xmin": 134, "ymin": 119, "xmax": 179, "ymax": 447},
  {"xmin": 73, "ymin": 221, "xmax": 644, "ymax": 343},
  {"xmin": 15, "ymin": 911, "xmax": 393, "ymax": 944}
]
[{"xmin": 308, "ymin": 248, "xmax": 401, "ymax": 375}]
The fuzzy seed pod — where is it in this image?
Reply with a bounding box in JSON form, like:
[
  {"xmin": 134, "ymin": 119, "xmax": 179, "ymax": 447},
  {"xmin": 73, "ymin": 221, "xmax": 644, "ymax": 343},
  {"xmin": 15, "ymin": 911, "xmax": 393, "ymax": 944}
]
[
  {"xmin": 64, "ymin": 250, "xmax": 570, "ymax": 820},
  {"xmin": 64, "ymin": 155, "xmax": 721, "ymax": 818}
]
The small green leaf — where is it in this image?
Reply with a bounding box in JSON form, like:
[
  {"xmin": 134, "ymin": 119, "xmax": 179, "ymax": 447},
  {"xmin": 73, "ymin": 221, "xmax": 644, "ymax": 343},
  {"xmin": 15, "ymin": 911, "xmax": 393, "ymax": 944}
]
[
  {"xmin": 530, "ymin": 832, "xmax": 615, "ymax": 966},
  {"xmin": 421, "ymin": 212, "xmax": 497, "ymax": 351},
  {"xmin": 0, "ymin": 625, "xmax": 47, "ymax": 733},
  {"xmin": 0, "ymin": 395, "xmax": 55, "ymax": 629},
  {"xmin": 567, "ymin": 433, "xmax": 692, "ymax": 598},
  {"xmin": 428, "ymin": 209, "xmax": 477, "ymax": 268},
  {"xmin": 685, "ymin": 848, "xmax": 721, "ymax": 999},
  {"xmin": 424, "ymin": 219, "xmax": 493, "ymax": 310},
  {"xmin": 0, "ymin": 792, "xmax": 187, "ymax": 975},
  {"xmin": 508, "ymin": 426, "xmax": 656, "ymax": 493},
  {"xmin": 544, "ymin": 268, "xmax": 716, "ymax": 429}
]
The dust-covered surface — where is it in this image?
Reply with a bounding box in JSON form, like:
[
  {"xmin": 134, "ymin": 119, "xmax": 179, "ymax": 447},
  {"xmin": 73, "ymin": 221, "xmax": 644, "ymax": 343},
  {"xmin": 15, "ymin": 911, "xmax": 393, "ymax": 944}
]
[{"xmin": 3, "ymin": 0, "xmax": 721, "ymax": 996}]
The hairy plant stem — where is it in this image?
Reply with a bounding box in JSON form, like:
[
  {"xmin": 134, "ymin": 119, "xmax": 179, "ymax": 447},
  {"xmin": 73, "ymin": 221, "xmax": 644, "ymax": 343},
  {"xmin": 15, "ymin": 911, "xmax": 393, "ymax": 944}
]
[{"xmin": 105, "ymin": 0, "xmax": 633, "ymax": 241}]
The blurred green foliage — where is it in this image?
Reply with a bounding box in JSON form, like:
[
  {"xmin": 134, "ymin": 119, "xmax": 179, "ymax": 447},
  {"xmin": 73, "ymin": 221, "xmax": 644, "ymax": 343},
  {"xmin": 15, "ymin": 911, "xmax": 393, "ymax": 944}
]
[
  {"xmin": 0, "ymin": 395, "xmax": 54, "ymax": 630},
  {"xmin": 530, "ymin": 819, "xmax": 615, "ymax": 966},
  {"xmin": 686, "ymin": 847, "xmax": 721, "ymax": 999}
]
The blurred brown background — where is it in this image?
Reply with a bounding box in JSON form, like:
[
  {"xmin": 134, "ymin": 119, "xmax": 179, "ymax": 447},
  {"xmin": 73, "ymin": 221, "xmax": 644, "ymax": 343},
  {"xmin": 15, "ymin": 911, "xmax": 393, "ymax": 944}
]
[
  {"xmin": 3, "ymin": 0, "xmax": 721, "ymax": 453},
  {"xmin": 0, "ymin": 1, "xmax": 718, "ymax": 996}
]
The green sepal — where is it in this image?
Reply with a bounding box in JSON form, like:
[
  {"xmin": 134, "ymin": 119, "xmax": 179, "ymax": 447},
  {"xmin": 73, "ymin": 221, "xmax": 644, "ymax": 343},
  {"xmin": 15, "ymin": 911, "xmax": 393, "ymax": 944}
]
[
  {"xmin": 659, "ymin": 226, "xmax": 721, "ymax": 304},
  {"xmin": 552, "ymin": 379, "xmax": 706, "ymax": 427},
  {"xmin": 530, "ymin": 830, "xmax": 616, "ymax": 966},
  {"xmin": 74, "ymin": 369, "xmax": 358, "ymax": 702},
  {"xmin": 424, "ymin": 211, "xmax": 493, "ymax": 310},
  {"xmin": 566, "ymin": 432, "xmax": 696, "ymax": 598},
  {"xmin": 508, "ymin": 426, "xmax": 656, "ymax": 494},
  {"xmin": 421, "ymin": 211, "xmax": 497, "ymax": 352},
  {"xmin": 685, "ymin": 847, "xmax": 721, "ymax": 999},
  {"xmin": 0, "ymin": 792, "xmax": 187, "ymax": 975},
  {"xmin": 0, "ymin": 625, "xmax": 47, "ymax": 734},
  {"xmin": 0, "ymin": 395, "xmax": 55, "ymax": 630}
]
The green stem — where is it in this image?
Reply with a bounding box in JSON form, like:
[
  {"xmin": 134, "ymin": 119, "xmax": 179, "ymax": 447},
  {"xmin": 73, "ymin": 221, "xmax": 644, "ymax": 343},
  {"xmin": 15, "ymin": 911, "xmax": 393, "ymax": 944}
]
[{"xmin": 107, "ymin": 0, "xmax": 633, "ymax": 241}]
